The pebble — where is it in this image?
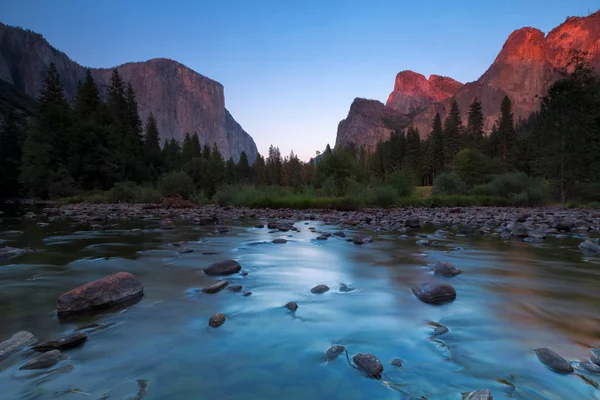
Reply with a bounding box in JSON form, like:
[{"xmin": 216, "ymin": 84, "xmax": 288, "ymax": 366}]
[
  {"xmin": 0, "ymin": 246, "xmax": 29, "ymax": 259},
  {"xmin": 579, "ymin": 239, "xmax": 600, "ymax": 253},
  {"xmin": 533, "ymin": 348, "xmax": 573, "ymax": 373},
  {"xmin": 311, "ymin": 284, "xmax": 329, "ymax": 294},
  {"xmin": 339, "ymin": 283, "xmax": 355, "ymax": 292},
  {"xmin": 416, "ymin": 239, "xmax": 430, "ymax": 246},
  {"xmin": 285, "ymin": 301, "xmax": 298, "ymax": 311},
  {"xmin": 202, "ymin": 280, "xmax": 230, "ymax": 294},
  {"xmin": 20, "ymin": 350, "xmax": 67, "ymax": 370},
  {"xmin": 33, "ymin": 332, "xmax": 88, "ymax": 351},
  {"xmin": 333, "ymin": 231, "xmax": 345, "ymax": 237},
  {"xmin": 209, "ymin": 313, "xmax": 226, "ymax": 328},
  {"xmin": 412, "ymin": 283, "xmax": 456, "ymax": 305},
  {"xmin": 179, "ymin": 248, "xmax": 194, "ymax": 254},
  {"xmin": 325, "ymin": 345, "xmax": 345, "ymax": 361},
  {"xmin": 352, "ymin": 353, "xmax": 383, "ymax": 378}
]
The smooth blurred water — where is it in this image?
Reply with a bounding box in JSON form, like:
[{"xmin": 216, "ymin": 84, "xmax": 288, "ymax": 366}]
[{"xmin": 1, "ymin": 205, "xmax": 600, "ymax": 399}]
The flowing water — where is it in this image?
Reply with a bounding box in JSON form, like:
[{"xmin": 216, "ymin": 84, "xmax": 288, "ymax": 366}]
[{"xmin": 1, "ymin": 205, "xmax": 600, "ymax": 399}]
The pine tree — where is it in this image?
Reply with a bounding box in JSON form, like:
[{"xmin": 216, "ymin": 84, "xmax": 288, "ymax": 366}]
[
  {"xmin": 389, "ymin": 130, "xmax": 406, "ymax": 170},
  {"xmin": 225, "ymin": 157, "xmax": 237, "ymax": 184},
  {"xmin": 466, "ymin": 98, "xmax": 484, "ymax": 150},
  {"xmin": 266, "ymin": 145, "xmax": 283, "ymax": 185},
  {"xmin": 497, "ymin": 95, "xmax": 516, "ymax": 168},
  {"xmin": 429, "ymin": 112, "xmax": 445, "ymax": 178},
  {"xmin": 236, "ymin": 151, "xmax": 252, "ymax": 184},
  {"xmin": 206, "ymin": 143, "xmax": 225, "ymax": 197},
  {"xmin": 404, "ymin": 127, "xmax": 421, "ymax": 173},
  {"xmin": 143, "ymin": 113, "xmax": 162, "ymax": 180},
  {"xmin": 443, "ymin": 100, "xmax": 463, "ymax": 170},
  {"xmin": 122, "ymin": 83, "xmax": 145, "ymax": 181},
  {"xmin": 74, "ymin": 69, "xmax": 100, "ymax": 119},
  {"xmin": 181, "ymin": 133, "xmax": 193, "ymax": 163},
  {"xmin": 252, "ymin": 154, "xmax": 266, "ymax": 185},
  {"xmin": 190, "ymin": 133, "xmax": 202, "ymax": 158},
  {"xmin": 163, "ymin": 138, "xmax": 182, "ymax": 172}
]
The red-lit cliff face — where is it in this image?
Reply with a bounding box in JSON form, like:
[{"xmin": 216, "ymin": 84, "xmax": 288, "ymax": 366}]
[
  {"xmin": 411, "ymin": 10, "xmax": 600, "ymax": 136},
  {"xmin": 385, "ymin": 71, "xmax": 462, "ymax": 114}
]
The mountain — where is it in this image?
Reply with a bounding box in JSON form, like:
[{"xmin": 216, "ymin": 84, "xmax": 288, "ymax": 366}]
[
  {"xmin": 336, "ymin": 10, "xmax": 600, "ymax": 148},
  {"xmin": 0, "ymin": 22, "xmax": 258, "ymax": 162}
]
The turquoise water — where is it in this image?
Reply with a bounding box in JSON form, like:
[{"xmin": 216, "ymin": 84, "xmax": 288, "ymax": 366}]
[{"xmin": 1, "ymin": 205, "xmax": 600, "ymax": 399}]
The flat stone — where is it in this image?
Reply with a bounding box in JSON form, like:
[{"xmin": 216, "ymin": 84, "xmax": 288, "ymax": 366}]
[
  {"xmin": 580, "ymin": 361, "xmax": 600, "ymax": 374},
  {"xmin": 242, "ymin": 291, "xmax": 252, "ymax": 297},
  {"xmin": 390, "ymin": 358, "xmax": 403, "ymax": 367},
  {"xmin": 204, "ymin": 260, "xmax": 242, "ymax": 276},
  {"xmin": 285, "ymin": 301, "xmax": 298, "ymax": 311},
  {"xmin": 412, "ymin": 283, "xmax": 456, "ymax": 305},
  {"xmin": 311, "ymin": 284, "xmax": 329, "ymax": 294},
  {"xmin": 255, "ymin": 224, "xmax": 265, "ymax": 228},
  {"xmin": 316, "ymin": 235, "xmax": 328, "ymax": 241},
  {"xmin": 57, "ymin": 272, "xmax": 144, "ymax": 315},
  {"xmin": 33, "ymin": 332, "xmax": 88, "ymax": 352},
  {"xmin": 0, "ymin": 246, "xmax": 28, "ymax": 259},
  {"xmin": 462, "ymin": 389, "xmax": 493, "ymax": 400},
  {"xmin": 209, "ymin": 313, "xmax": 226, "ymax": 328},
  {"xmin": 0, "ymin": 331, "xmax": 36, "ymax": 361},
  {"xmin": 272, "ymin": 238, "xmax": 287, "ymax": 244},
  {"xmin": 429, "ymin": 322, "xmax": 449, "ymax": 337},
  {"xmin": 227, "ymin": 285, "xmax": 243, "ymax": 292},
  {"xmin": 434, "ymin": 261, "xmax": 461, "ymax": 277},
  {"xmin": 352, "ymin": 235, "xmax": 373, "ymax": 245},
  {"xmin": 534, "ymin": 348, "xmax": 573, "ymax": 373},
  {"xmin": 216, "ymin": 226, "xmax": 229, "ymax": 233},
  {"xmin": 352, "ymin": 353, "xmax": 383, "ymax": 378},
  {"xmin": 202, "ymin": 280, "xmax": 230, "ymax": 294},
  {"xmin": 19, "ymin": 350, "xmax": 67, "ymax": 370},
  {"xmin": 325, "ymin": 345, "xmax": 345, "ymax": 361}
]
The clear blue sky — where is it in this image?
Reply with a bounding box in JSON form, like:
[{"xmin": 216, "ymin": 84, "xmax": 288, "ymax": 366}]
[{"xmin": 1, "ymin": 0, "xmax": 598, "ymax": 160}]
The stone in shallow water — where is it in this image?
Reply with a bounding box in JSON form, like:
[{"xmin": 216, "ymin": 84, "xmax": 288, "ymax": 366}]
[
  {"xmin": 203, "ymin": 260, "xmax": 242, "ymax": 276},
  {"xmin": 202, "ymin": 280, "xmax": 230, "ymax": 294},
  {"xmin": 429, "ymin": 322, "xmax": 449, "ymax": 337},
  {"xmin": 0, "ymin": 246, "xmax": 28, "ymax": 259},
  {"xmin": 352, "ymin": 353, "xmax": 383, "ymax": 378},
  {"xmin": 33, "ymin": 332, "xmax": 88, "ymax": 352},
  {"xmin": 434, "ymin": 261, "xmax": 461, "ymax": 277},
  {"xmin": 209, "ymin": 313, "xmax": 226, "ymax": 328},
  {"xmin": 339, "ymin": 283, "xmax": 355, "ymax": 292},
  {"xmin": 416, "ymin": 239, "xmax": 430, "ymax": 246},
  {"xmin": 580, "ymin": 361, "xmax": 600, "ymax": 374},
  {"xmin": 325, "ymin": 345, "xmax": 345, "ymax": 361},
  {"xmin": 390, "ymin": 358, "xmax": 403, "ymax": 368},
  {"xmin": 533, "ymin": 348, "xmax": 573, "ymax": 373},
  {"xmin": 412, "ymin": 283, "xmax": 456, "ymax": 305},
  {"xmin": 179, "ymin": 248, "xmax": 193, "ymax": 254},
  {"xmin": 255, "ymin": 224, "xmax": 265, "ymax": 228},
  {"xmin": 227, "ymin": 285, "xmax": 243, "ymax": 293},
  {"xmin": 242, "ymin": 291, "xmax": 252, "ymax": 297},
  {"xmin": 0, "ymin": 331, "xmax": 36, "ymax": 361},
  {"xmin": 311, "ymin": 284, "xmax": 329, "ymax": 294},
  {"xmin": 462, "ymin": 389, "xmax": 493, "ymax": 400},
  {"xmin": 57, "ymin": 272, "xmax": 144, "ymax": 315},
  {"xmin": 272, "ymin": 238, "xmax": 287, "ymax": 244},
  {"xmin": 333, "ymin": 231, "xmax": 345, "ymax": 238},
  {"xmin": 579, "ymin": 239, "xmax": 600, "ymax": 253},
  {"xmin": 352, "ymin": 235, "xmax": 373, "ymax": 245},
  {"xmin": 316, "ymin": 235, "xmax": 328, "ymax": 241},
  {"xmin": 0, "ymin": 230, "xmax": 23, "ymax": 236},
  {"xmin": 405, "ymin": 217, "xmax": 421, "ymax": 228},
  {"xmin": 285, "ymin": 301, "xmax": 298, "ymax": 311},
  {"xmin": 20, "ymin": 350, "xmax": 67, "ymax": 370}
]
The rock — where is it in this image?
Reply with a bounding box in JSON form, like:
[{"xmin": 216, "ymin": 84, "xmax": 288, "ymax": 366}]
[
  {"xmin": 325, "ymin": 345, "xmax": 345, "ymax": 361},
  {"xmin": 527, "ymin": 230, "xmax": 546, "ymax": 240},
  {"xmin": 462, "ymin": 389, "xmax": 493, "ymax": 400},
  {"xmin": 240, "ymin": 271, "xmax": 248, "ymax": 276},
  {"xmin": 203, "ymin": 260, "xmax": 242, "ymax": 276},
  {"xmin": 160, "ymin": 219, "xmax": 175, "ymax": 230},
  {"xmin": 19, "ymin": 350, "xmax": 67, "ymax": 370},
  {"xmin": 533, "ymin": 348, "xmax": 574, "ymax": 373},
  {"xmin": 339, "ymin": 283, "xmax": 355, "ymax": 292},
  {"xmin": 399, "ymin": 234, "xmax": 408, "ymax": 240},
  {"xmin": 430, "ymin": 322, "xmax": 449, "ymax": 337},
  {"xmin": 590, "ymin": 348, "xmax": 600, "ymax": 358},
  {"xmin": 37, "ymin": 222, "xmax": 49, "ymax": 227},
  {"xmin": 553, "ymin": 220, "xmax": 573, "ymax": 231},
  {"xmin": 216, "ymin": 226, "xmax": 229, "ymax": 233},
  {"xmin": 0, "ymin": 331, "xmax": 36, "ymax": 361},
  {"xmin": 0, "ymin": 246, "xmax": 28, "ymax": 259},
  {"xmin": 255, "ymin": 224, "xmax": 265, "ymax": 228},
  {"xmin": 0, "ymin": 230, "xmax": 23, "ymax": 236},
  {"xmin": 130, "ymin": 228, "xmax": 143, "ymax": 233},
  {"xmin": 179, "ymin": 248, "xmax": 194, "ymax": 254},
  {"xmin": 352, "ymin": 235, "xmax": 373, "ymax": 245},
  {"xmin": 209, "ymin": 313, "xmax": 226, "ymax": 328},
  {"xmin": 57, "ymin": 272, "xmax": 144, "ymax": 315},
  {"xmin": 416, "ymin": 239, "xmax": 430, "ymax": 246},
  {"xmin": 202, "ymin": 280, "xmax": 230, "ymax": 294},
  {"xmin": 580, "ymin": 361, "xmax": 600, "ymax": 374},
  {"xmin": 406, "ymin": 217, "xmax": 421, "ymax": 228},
  {"xmin": 242, "ymin": 291, "xmax": 252, "ymax": 297},
  {"xmin": 33, "ymin": 332, "xmax": 88, "ymax": 352},
  {"xmin": 412, "ymin": 283, "xmax": 456, "ymax": 305},
  {"xmin": 352, "ymin": 353, "xmax": 383, "ymax": 378},
  {"xmin": 272, "ymin": 238, "xmax": 288, "ymax": 244},
  {"xmin": 579, "ymin": 239, "xmax": 600, "ymax": 253},
  {"xmin": 202, "ymin": 252, "xmax": 218, "ymax": 255},
  {"xmin": 316, "ymin": 235, "xmax": 328, "ymax": 241},
  {"xmin": 333, "ymin": 231, "xmax": 345, "ymax": 237},
  {"xmin": 227, "ymin": 285, "xmax": 243, "ymax": 292},
  {"xmin": 391, "ymin": 358, "xmax": 404, "ymax": 367},
  {"xmin": 591, "ymin": 356, "xmax": 600, "ymax": 366},
  {"xmin": 434, "ymin": 261, "xmax": 461, "ymax": 277},
  {"xmin": 311, "ymin": 284, "xmax": 329, "ymax": 294},
  {"xmin": 285, "ymin": 301, "xmax": 298, "ymax": 311}
]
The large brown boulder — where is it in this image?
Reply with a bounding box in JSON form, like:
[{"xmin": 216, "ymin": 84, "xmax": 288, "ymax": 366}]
[{"xmin": 57, "ymin": 272, "xmax": 144, "ymax": 315}]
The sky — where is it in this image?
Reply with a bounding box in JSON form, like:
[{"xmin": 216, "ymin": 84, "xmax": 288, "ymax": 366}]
[{"xmin": 1, "ymin": 0, "xmax": 598, "ymax": 161}]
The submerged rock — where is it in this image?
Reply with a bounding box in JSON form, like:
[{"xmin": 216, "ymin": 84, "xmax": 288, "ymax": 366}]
[
  {"xmin": 579, "ymin": 239, "xmax": 600, "ymax": 253},
  {"xmin": 390, "ymin": 358, "xmax": 404, "ymax": 368},
  {"xmin": 209, "ymin": 313, "xmax": 226, "ymax": 328},
  {"xmin": 202, "ymin": 280, "xmax": 230, "ymax": 294},
  {"xmin": 325, "ymin": 345, "xmax": 345, "ymax": 361},
  {"xmin": 316, "ymin": 235, "xmax": 328, "ymax": 241},
  {"xmin": 272, "ymin": 238, "xmax": 288, "ymax": 244},
  {"xmin": 412, "ymin": 283, "xmax": 456, "ymax": 305},
  {"xmin": 416, "ymin": 239, "xmax": 430, "ymax": 246},
  {"xmin": 333, "ymin": 231, "xmax": 345, "ymax": 238},
  {"xmin": 462, "ymin": 389, "xmax": 493, "ymax": 400},
  {"xmin": 352, "ymin": 353, "xmax": 383, "ymax": 378},
  {"xmin": 339, "ymin": 283, "xmax": 355, "ymax": 292},
  {"xmin": 159, "ymin": 220, "xmax": 175, "ymax": 230},
  {"xmin": 429, "ymin": 322, "xmax": 449, "ymax": 337},
  {"xmin": 57, "ymin": 272, "xmax": 144, "ymax": 315},
  {"xmin": 434, "ymin": 261, "xmax": 461, "ymax": 277},
  {"xmin": 0, "ymin": 230, "xmax": 23, "ymax": 236},
  {"xmin": 0, "ymin": 331, "xmax": 36, "ymax": 361},
  {"xmin": 352, "ymin": 235, "xmax": 373, "ymax": 245},
  {"xmin": 285, "ymin": 301, "xmax": 298, "ymax": 311},
  {"xmin": 20, "ymin": 350, "xmax": 66, "ymax": 370},
  {"xmin": 203, "ymin": 260, "xmax": 242, "ymax": 276},
  {"xmin": 33, "ymin": 332, "xmax": 88, "ymax": 352},
  {"xmin": 580, "ymin": 361, "xmax": 600, "ymax": 374},
  {"xmin": 0, "ymin": 246, "xmax": 28, "ymax": 259},
  {"xmin": 534, "ymin": 348, "xmax": 573, "ymax": 373},
  {"xmin": 311, "ymin": 284, "xmax": 329, "ymax": 294},
  {"xmin": 179, "ymin": 248, "xmax": 194, "ymax": 254},
  {"xmin": 227, "ymin": 285, "xmax": 243, "ymax": 293},
  {"xmin": 242, "ymin": 291, "xmax": 252, "ymax": 297}
]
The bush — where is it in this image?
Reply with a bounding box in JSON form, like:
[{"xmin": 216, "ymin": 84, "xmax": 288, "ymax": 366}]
[
  {"xmin": 454, "ymin": 148, "xmax": 492, "ymax": 185},
  {"xmin": 367, "ymin": 185, "xmax": 397, "ymax": 207},
  {"xmin": 158, "ymin": 171, "xmax": 195, "ymax": 199},
  {"xmin": 106, "ymin": 182, "xmax": 160, "ymax": 203},
  {"xmin": 386, "ymin": 170, "xmax": 415, "ymax": 198},
  {"xmin": 432, "ymin": 173, "xmax": 468, "ymax": 195},
  {"xmin": 472, "ymin": 172, "xmax": 549, "ymax": 205}
]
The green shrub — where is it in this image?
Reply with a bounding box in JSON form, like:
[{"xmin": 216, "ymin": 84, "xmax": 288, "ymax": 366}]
[
  {"xmin": 367, "ymin": 185, "xmax": 397, "ymax": 207},
  {"xmin": 473, "ymin": 172, "xmax": 549, "ymax": 205},
  {"xmin": 105, "ymin": 182, "xmax": 160, "ymax": 203},
  {"xmin": 158, "ymin": 171, "xmax": 195, "ymax": 199},
  {"xmin": 386, "ymin": 170, "xmax": 415, "ymax": 198},
  {"xmin": 433, "ymin": 173, "xmax": 468, "ymax": 195},
  {"xmin": 454, "ymin": 148, "xmax": 493, "ymax": 185}
]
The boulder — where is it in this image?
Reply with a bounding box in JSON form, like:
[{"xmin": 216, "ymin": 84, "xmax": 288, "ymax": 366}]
[
  {"xmin": 533, "ymin": 348, "xmax": 573, "ymax": 373},
  {"xmin": 352, "ymin": 353, "xmax": 383, "ymax": 378},
  {"xmin": 325, "ymin": 345, "xmax": 345, "ymax": 361},
  {"xmin": 285, "ymin": 301, "xmax": 298, "ymax": 311},
  {"xmin": 57, "ymin": 272, "xmax": 144, "ymax": 315},
  {"xmin": 0, "ymin": 331, "xmax": 36, "ymax": 361},
  {"xmin": 202, "ymin": 280, "xmax": 230, "ymax": 294},
  {"xmin": 272, "ymin": 238, "xmax": 288, "ymax": 244},
  {"xmin": 390, "ymin": 358, "xmax": 403, "ymax": 367},
  {"xmin": 339, "ymin": 283, "xmax": 355, "ymax": 292},
  {"xmin": 209, "ymin": 313, "xmax": 226, "ymax": 328},
  {"xmin": 434, "ymin": 261, "xmax": 461, "ymax": 277},
  {"xmin": 19, "ymin": 350, "xmax": 66, "ymax": 370},
  {"xmin": 553, "ymin": 220, "xmax": 573, "ymax": 231},
  {"xmin": 416, "ymin": 239, "xmax": 430, "ymax": 246},
  {"xmin": 412, "ymin": 283, "xmax": 456, "ymax": 305},
  {"xmin": 203, "ymin": 260, "xmax": 242, "ymax": 276},
  {"xmin": 405, "ymin": 217, "xmax": 421, "ymax": 228},
  {"xmin": 311, "ymin": 284, "xmax": 330, "ymax": 294},
  {"xmin": 33, "ymin": 332, "xmax": 88, "ymax": 352},
  {"xmin": 463, "ymin": 389, "xmax": 493, "ymax": 400},
  {"xmin": 352, "ymin": 235, "xmax": 373, "ymax": 245},
  {"xmin": 579, "ymin": 239, "xmax": 600, "ymax": 253}
]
